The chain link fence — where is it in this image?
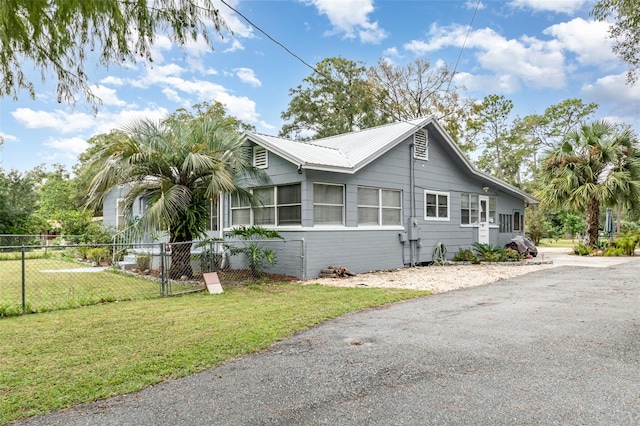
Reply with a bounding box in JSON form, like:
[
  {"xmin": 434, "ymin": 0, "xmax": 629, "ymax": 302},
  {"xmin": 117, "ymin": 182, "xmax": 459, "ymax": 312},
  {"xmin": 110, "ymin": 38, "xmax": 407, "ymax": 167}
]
[{"xmin": 0, "ymin": 238, "xmax": 304, "ymax": 317}]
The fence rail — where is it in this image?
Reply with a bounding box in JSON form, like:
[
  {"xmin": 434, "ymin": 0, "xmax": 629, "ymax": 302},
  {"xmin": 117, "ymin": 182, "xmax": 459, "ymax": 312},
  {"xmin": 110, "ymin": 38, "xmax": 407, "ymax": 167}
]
[{"xmin": 0, "ymin": 239, "xmax": 304, "ymax": 317}]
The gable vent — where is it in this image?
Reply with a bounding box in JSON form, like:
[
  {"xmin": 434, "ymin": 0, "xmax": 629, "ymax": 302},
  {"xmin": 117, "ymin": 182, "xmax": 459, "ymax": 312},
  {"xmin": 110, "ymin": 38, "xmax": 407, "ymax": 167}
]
[
  {"xmin": 253, "ymin": 147, "xmax": 268, "ymax": 169},
  {"xmin": 413, "ymin": 129, "xmax": 428, "ymax": 160}
]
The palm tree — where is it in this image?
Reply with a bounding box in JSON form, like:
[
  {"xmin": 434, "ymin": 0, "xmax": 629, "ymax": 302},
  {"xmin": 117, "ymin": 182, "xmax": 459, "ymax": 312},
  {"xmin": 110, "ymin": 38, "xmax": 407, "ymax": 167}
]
[
  {"xmin": 539, "ymin": 120, "xmax": 640, "ymax": 246},
  {"xmin": 85, "ymin": 116, "xmax": 265, "ymax": 278}
]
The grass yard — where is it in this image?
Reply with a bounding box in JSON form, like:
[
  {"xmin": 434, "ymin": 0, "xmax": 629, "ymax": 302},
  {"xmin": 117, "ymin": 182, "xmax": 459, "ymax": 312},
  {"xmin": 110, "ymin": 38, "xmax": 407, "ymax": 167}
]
[
  {"xmin": 0, "ymin": 258, "xmax": 162, "ymax": 316},
  {"xmin": 0, "ymin": 283, "xmax": 429, "ymax": 424},
  {"xmin": 537, "ymin": 238, "xmax": 579, "ymax": 248}
]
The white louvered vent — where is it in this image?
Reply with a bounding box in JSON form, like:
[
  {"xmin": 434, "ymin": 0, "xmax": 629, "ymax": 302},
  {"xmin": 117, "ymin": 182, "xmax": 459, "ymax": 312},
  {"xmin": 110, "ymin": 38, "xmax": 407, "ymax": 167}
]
[
  {"xmin": 253, "ymin": 147, "xmax": 268, "ymax": 169},
  {"xmin": 414, "ymin": 129, "xmax": 428, "ymax": 160}
]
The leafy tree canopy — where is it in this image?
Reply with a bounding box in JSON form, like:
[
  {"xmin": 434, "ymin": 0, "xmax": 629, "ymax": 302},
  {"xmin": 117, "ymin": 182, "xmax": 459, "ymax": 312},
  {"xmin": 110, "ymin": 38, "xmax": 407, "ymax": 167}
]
[
  {"xmin": 279, "ymin": 57, "xmax": 391, "ymax": 140},
  {"xmin": 0, "ymin": 0, "xmax": 228, "ymax": 112},
  {"xmin": 592, "ymin": 0, "xmax": 640, "ymax": 84}
]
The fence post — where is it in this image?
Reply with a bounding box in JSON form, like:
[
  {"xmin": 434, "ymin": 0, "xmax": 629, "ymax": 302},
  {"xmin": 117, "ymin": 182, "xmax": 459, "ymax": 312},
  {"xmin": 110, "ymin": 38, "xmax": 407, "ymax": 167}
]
[
  {"xmin": 21, "ymin": 246, "xmax": 26, "ymax": 314},
  {"xmin": 160, "ymin": 242, "xmax": 167, "ymax": 296}
]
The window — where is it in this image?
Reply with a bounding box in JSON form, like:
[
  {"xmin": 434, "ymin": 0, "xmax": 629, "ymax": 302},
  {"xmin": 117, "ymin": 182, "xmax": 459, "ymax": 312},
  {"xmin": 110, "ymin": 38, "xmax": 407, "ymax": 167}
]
[
  {"xmin": 358, "ymin": 187, "xmax": 402, "ymax": 226},
  {"xmin": 253, "ymin": 147, "xmax": 268, "ymax": 169},
  {"xmin": 230, "ymin": 184, "xmax": 301, "ymax": 226},
  {"xmin": 513, "ymin": 211, "xmax": 522, "ymax": 231},
  {"xmin": 414, "ymin": 129, "xmax": 428, "ymax": 160},
  {"xmin": 424, "ymin": 190, "xmax": 449, "ymax": 220},
  {"xmin": 314, "ymin": 183, "xmax": 344, "ymax": 225},
  {"xmin": 499, "ymin": 214, "xmax": 513, "ymax": 233},
  {"xmin": 207, "ymin": 197, "xmax": 219, "ymax": 231},
  {"xmin": 461, "ymin": 194, "xmax": 496, "ymax": 225},
  {"xmin": 116, "ymin": 199, "xmax": 126, "ymax": 228}
]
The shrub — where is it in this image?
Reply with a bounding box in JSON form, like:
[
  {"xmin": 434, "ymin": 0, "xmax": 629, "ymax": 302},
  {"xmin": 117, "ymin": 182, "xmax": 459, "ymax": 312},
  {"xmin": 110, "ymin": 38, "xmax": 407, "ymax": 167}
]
[
  {"xmin": 87, "ymin": 247, "xmax": 110, "ymax": 266},
  {"xmin": 573, "ymin": 243, "xmax": 591, "ymax": 256},
  {"xmin": 611, "ymin": 233, "xmax": 639, "ymax": 256},
  {"xmin": 604, "ymin": 247, "xmax": 624, "ymax": 256},
  {"xmin": 225, "ymin": 226, "xmax": 284, "ymax": 278},
  {"xmin": 452, "ymin": 248, "xmax": 479, "ymax": 263},
  {"xmin": 136, "ymin": 252, "xmax": 152, "ymax": 270},
  {"xmin": 472, "ymin": 242, "xmax": 507, "ymax": 262},
  {"xmin": 504, "ymin": 248, "xmax": 524, "ymax": 261}
]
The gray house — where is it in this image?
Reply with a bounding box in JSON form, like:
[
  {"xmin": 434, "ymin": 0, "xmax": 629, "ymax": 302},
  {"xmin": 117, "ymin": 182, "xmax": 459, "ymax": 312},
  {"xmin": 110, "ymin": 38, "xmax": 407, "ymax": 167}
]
[
  {"xmin": 233, "ymin": 116, "xmax": 537, "ymax": 278},
  {"xmin": 103, "ymin": 117, "xmax": 536, "ymax": 279}
]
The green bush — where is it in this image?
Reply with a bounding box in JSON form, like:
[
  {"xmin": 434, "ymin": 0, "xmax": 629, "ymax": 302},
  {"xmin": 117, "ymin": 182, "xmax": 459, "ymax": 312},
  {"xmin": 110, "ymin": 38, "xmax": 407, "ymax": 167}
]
[
  {"xmin": 504, "ymin": 247, "xmax": 525, "ymax": 261},
  {"xmin": 451, "ymin": 248, "xmax": 479, "ymax": 263},
  {"xmin": 604, "ymin": 247, "xmax": 624, "ymax": 256},
  {"xmin": 472, "ymin": 242, "xmax": 507, "ymax": 262},
  {"xmin": 573, "ymin": 243, "xmax": 591, "ymax": 256},
  {"xmin": 225, "ymin": 226, "xmax": 284, "ymax": 278},
  {"xmin": 87, "ymin": 247, "xmax": 110, "ymax": 266},
  {"xmin": 611, "ymin": 233, "xmax": 639, "ymax": 256}
]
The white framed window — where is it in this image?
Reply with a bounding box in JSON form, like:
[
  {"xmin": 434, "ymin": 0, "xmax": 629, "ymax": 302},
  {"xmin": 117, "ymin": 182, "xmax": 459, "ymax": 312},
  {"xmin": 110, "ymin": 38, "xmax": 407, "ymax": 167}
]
[
  {"xmin": 116, "ymin": 198, "xmax": 126, "ymax": 228},
  {"xmin": 253, "ymin": 147, "xmax": 268, "ymax": 169},
  {"xmin": 424, "ymin": 190, "xmax": 449, "ymax": 220},
  {"xmin": 461, "ymin": 193, "xmax": 478, "ymax": 225},
  {"xmin": 413, "ymin": 129, "xmax": 428, "ymax": 160},
  {"xmin": 461, "ymin": 194, "xmax": 496, "ymax": 225},
  {"xmin": 230, "ymin": 184, "xmax": 301, "ymax": 227},
  {"xmin": 314, "ymin": 183, "xmax": 344, "ymax": 225},
  {"xmin": 358, "ymin": 187, "xmax": 402, "ymax": 226}
]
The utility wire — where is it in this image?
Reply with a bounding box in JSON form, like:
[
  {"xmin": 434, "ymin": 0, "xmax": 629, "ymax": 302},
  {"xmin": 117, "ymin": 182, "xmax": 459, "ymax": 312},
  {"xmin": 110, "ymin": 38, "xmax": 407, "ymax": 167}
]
[
  {"xmin": 446, "ymin": 0, "xmax": 481, "ymax": 94},
  {"xmin": 219, "ymin": 0, "xmax": 480, "ymax": 133}
]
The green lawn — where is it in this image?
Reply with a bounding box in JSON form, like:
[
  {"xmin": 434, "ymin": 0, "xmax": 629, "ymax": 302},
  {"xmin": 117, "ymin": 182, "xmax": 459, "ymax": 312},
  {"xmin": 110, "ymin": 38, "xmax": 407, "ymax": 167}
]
[
  {"xmin": 0, "ymin": 258, "xmax": 163, "ymax": 315},
  {"xmin": 0, "ymin": 283, "xmax": 429, "ymax": 423},
  {"xmin": 537, "ymin": 238, "xmax": 578, "ymax": 248}
]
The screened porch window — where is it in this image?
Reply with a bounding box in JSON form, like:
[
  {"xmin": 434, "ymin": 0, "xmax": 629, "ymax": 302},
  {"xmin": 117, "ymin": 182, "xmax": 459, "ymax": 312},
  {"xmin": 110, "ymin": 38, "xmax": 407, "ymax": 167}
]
[{"xmin": 314, "ymin": 183, "xmax": 344, "ymax": 225}]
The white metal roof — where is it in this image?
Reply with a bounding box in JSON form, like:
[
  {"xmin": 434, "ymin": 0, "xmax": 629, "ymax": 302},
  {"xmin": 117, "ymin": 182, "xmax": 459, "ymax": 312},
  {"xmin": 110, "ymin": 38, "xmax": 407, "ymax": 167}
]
[{"xmin": 242, "ymin": 117, "xmax": 538, "ymax": 204}]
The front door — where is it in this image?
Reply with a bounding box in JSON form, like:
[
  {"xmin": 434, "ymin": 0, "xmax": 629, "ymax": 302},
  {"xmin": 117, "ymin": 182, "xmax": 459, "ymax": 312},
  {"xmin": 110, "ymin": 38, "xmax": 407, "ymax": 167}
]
[{"xmin": 478, "ymin": 196, "xmax": 490, "ymax": 244}]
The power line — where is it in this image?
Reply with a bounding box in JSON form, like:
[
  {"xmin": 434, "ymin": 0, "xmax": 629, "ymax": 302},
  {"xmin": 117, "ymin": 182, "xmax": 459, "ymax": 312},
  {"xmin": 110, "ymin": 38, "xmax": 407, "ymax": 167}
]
[
  {"xmin": 446, "ymin": 0, "xmax": 481, "ymax": 94},
  {"xmin": 218, "ymin": 0, "xmax": 480, "ymax": 134}
]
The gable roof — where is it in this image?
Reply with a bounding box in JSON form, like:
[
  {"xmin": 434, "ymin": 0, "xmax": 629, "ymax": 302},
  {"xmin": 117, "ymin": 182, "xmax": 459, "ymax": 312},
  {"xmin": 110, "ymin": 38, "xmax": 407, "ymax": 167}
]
[{"xmin": 242, "ymin": 117, "xmax": 538, "ymax": 205}]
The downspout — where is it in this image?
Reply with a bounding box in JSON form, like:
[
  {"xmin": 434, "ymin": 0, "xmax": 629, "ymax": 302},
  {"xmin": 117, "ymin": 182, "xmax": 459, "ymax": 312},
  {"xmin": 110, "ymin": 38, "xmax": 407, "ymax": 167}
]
[{"xmin": 409, "ymin": 143, "xmax": 416, "ymax": 267}]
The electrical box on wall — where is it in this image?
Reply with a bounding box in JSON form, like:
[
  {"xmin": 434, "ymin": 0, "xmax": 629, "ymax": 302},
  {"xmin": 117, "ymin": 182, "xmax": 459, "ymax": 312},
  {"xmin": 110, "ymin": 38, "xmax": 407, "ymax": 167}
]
[
  {"xmin": 399, "ymin": 232, "xmax": 408, "ymax": 243},
  {"xmin": 408, "ymin": 218, "xmax": 420, "ymax": 241}
]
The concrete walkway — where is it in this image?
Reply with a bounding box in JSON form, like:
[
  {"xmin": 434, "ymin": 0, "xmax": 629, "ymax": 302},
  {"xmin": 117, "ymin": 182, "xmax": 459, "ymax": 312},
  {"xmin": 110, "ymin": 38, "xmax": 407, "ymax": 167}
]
[{"xmin": 14, "ymin": 254, "xmax": 640, "ymax": 426}]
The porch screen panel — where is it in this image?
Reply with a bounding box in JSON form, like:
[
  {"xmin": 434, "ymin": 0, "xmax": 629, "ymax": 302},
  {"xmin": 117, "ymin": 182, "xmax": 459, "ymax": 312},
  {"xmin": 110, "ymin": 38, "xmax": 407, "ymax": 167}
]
[
  {"xmin": 277, "ymin": 184, "xmax": 301, "ymax": 225},
  {"xmin": 231, "ymin": 195, "xmax": 250, "ymax": 225},
  {"xmin": 358, "ymin": 187, "xmax": 379, "ymax": 225},
  {"xmin": 314, "ymin": 183, "xmax": 344, "ymax": 225},
  {"xmin": 381, "ymin": 189, "xmax": 401, "ymax": 225},
  {"xmin": 254, "ymin": 187, "xmax": 275, "ymax": 225}
]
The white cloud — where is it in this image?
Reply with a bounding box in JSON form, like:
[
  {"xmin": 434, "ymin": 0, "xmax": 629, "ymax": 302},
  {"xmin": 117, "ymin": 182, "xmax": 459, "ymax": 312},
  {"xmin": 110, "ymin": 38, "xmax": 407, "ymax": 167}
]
[
  {"xmin": 582, "ymin": 73, "xmax": 640, "ymax": 122},
  {"xmin": 508, "ymin": 0, "xmax": 591, "ymax": 14},
  {"xmin": 235, "ymin": 68, "xmax": 262, "ymax": 87},
  {"xmin": 465, "ymin": 0, "xmax": 485, "ymax": 10},
  {"xmin": 544, "ymin": 18, "xmax": 615, "ymax": 67},
  {"xmin": 406, "ymin": 24, "xmax": 567, "ymax": 91},
  {"xmin": 11, "ymin": 109, "xmax": 96, "ymax": 133},
  {"xmin": 306, "ymin": 0, "xmax": 388, "ymax": 44},
  {"xmin": 90, "ymin": 85, "xmax": 128, "ymax": 107},
  {"xmin": 43, "ymin": 136, "xmax": 89, "ymax": 155},
  {"xmin": 100, "ymin": 76, "xmax": 125, "ymax": 86},
  {"xmin": 213, "ymin": 0, "xmax": 254, "ymax": 38},
  {"xmin": 224, "ymin": 39, "xmax": 245, "ymax": 53},
  {"xmin": 0, "ymin": 132, "xmax": 18, "ymax": 143}
]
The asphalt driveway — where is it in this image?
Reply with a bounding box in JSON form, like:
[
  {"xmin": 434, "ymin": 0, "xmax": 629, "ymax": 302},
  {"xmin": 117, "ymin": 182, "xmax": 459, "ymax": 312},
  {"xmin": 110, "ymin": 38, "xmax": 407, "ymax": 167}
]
[{"xmin": 15, "ymin": 259, "xmax": 640, "ymax": 425}]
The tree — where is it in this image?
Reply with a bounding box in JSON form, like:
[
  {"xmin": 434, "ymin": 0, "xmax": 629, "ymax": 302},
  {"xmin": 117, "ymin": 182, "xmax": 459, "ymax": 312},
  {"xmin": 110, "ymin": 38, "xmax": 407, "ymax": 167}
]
[
  {"xmin": 539, "ymin": 120, "xmax": 640, "ymax": 246},
  {"xmin": 280, "ymin": 57, "xmax": 390, "ymax": 139},
  {"xmin": 0, "ymin": 0, "xmax": 228, "ymax": 111},
  {"xmin": 592, "ymin": 0, "xmax": 640, "ymax": 84},
  {"xmin": 166, "ymin": 101, "xmax": 256, "ymax": 133},
  {"xmin": 367, "ymin": 58, "xmax": 472, "ymax": 146},
  {"xmin": 0, "ymin": 168, "xmax": 41, "ymax": 235},
  {"xmin": 84, "ymin": 115, "xmax": 266, "ymax": 279},
  {"xmin": 465, "ymin": 95, "xmax": 514, "ymax": 180}
]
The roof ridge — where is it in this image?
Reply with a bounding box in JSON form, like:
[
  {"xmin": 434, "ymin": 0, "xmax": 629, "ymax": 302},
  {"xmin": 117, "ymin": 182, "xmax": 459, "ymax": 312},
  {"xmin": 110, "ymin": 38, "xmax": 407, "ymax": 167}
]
[{"xmin": 313, "ymin": 116, "xmax": 430, "ymax": 143}]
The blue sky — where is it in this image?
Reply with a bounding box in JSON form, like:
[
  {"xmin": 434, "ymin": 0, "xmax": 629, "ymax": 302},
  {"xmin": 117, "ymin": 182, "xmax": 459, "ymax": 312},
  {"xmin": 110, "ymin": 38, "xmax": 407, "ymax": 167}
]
[{"xmin": 2, "ymin": 0, "xmax": 639, "ymax": 174}]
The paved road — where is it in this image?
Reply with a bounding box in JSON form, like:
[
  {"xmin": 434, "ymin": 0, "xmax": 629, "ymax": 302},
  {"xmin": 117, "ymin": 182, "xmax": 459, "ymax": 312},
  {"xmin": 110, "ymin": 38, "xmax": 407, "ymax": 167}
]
[{"xmin": 15, "ymin": 258, "xmax": 640, "ymax": 426}]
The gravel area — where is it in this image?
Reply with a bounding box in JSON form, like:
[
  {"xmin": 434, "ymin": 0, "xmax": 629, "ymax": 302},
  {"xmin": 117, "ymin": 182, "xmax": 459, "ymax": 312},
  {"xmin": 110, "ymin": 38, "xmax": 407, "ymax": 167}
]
[{"xmin": 308, "ymin": 261, "xmax": 556, "ymax": 293}]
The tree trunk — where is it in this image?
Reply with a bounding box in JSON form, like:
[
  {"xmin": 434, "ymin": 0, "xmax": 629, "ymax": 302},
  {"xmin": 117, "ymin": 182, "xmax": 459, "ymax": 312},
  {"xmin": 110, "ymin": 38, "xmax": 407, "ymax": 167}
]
[
  {"xmin": 586, "ymin": 200, "xmax": 600, "ymax": 247},
  {"xmin": 169, "ymin": 241, "xmax": 193, "ymax": 279}
]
